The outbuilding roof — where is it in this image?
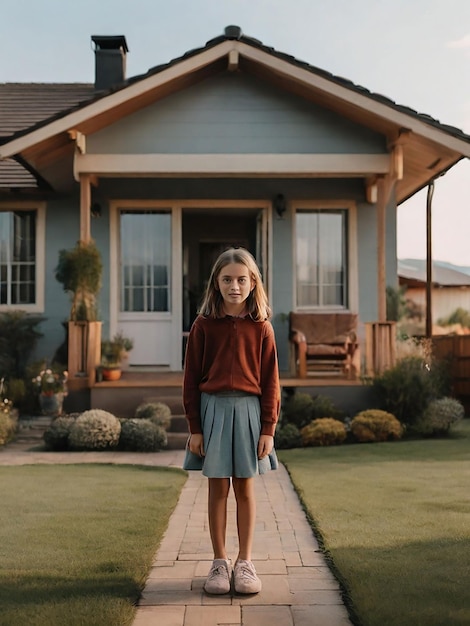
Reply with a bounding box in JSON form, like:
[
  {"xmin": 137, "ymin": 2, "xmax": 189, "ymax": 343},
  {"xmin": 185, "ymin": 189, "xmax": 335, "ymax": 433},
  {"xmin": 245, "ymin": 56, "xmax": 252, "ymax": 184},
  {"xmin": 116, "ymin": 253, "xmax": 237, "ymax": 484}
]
[{"xmin": 398, "ymin": 259, "xmax": 470, "ymax": 287}]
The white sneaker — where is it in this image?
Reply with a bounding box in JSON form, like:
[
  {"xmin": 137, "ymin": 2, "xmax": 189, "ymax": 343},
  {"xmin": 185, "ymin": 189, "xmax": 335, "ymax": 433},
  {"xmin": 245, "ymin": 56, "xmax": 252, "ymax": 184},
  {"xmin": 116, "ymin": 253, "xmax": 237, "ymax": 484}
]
[
  {"xmin": 204, "ymin": 558, "xmax": 232, "ymax": 594},
  {"xmin": 233, "ymin": 559, "xmax": 262, "ymax": 594}
]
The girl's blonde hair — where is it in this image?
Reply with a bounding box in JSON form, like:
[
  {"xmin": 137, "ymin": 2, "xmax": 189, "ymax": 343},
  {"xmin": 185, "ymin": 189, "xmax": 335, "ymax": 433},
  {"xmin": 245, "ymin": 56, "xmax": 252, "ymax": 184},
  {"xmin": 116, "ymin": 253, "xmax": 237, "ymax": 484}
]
[{"xmin": 198, "ymin": 247, "xmax": 271, "ymax": 320}]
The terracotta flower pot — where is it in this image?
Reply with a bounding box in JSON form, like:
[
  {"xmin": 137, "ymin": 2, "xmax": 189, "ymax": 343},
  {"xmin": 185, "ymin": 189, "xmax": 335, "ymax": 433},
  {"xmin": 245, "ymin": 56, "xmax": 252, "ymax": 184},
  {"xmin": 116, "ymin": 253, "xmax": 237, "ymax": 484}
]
[{"xmin": 102, "ymin": 367, "xmax": 122, "ymax": 381}]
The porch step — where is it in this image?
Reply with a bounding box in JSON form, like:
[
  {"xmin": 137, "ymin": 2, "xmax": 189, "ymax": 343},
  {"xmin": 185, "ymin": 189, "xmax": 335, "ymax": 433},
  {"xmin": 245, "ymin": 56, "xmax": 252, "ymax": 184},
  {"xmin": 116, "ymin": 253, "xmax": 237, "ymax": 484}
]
[
  {"xmin": 12, "ymin": 416, "xmax": 52, "ymax": 446},
  {"xmin": 166, "ymin": 431, "xmax": 188, "ymax": 450}
]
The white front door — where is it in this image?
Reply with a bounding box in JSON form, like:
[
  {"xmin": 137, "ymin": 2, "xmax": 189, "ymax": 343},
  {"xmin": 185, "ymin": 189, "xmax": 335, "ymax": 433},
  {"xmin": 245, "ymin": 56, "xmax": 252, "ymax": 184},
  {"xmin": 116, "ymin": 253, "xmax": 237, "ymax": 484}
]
[{"xmin": 110, "ymin": 204, "xmax": 182, "ymax": 369}]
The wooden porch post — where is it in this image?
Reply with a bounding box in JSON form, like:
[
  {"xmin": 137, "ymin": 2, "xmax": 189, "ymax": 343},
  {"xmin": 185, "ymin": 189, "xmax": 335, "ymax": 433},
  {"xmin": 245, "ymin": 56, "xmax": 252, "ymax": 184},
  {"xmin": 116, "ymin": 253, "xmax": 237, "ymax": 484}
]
[
  {"xmin": 376, "ymin": 176, "xmax": 387, "ymax": 322},
  {"xmin": 366, "ymin": 143, "xmax": 404, "ymax": 375},
  {"xmin": 79, "ymin": 174, "xmax": 91, "ymax": 243}
]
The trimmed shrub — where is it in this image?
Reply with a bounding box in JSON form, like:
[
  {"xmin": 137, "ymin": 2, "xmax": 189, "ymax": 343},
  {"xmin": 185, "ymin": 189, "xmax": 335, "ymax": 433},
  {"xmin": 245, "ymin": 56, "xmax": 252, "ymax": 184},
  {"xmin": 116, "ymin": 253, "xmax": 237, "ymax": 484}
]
[
  {"xmin": 372, "ymin": 356, "xmax": 450, "ymax": 427},
  {"xmin": 43, "ymin": 416, "xmax": 76, "ymax": 451},
  {"xmin": 282, "ymin": 392, "xmax": 314, "ymax": 429},
  {"xmin": 69, "ymin": 409, "xmax": 121, "ymax": 450},
  {"xmin": 0, "ymin": 311, "xmax": 44, "ymax": 379},
  {"xmin": 135, "ymin": 402, "xmax": 171, "ymax": 430},
  {"xmin": 311, "ymin": 394, "xmax": 345, "ymax": 420},
  {"xmin": 415, "ymin": 397, "xmax": 465, "ymax": 436},
  {"xmin": 301, "ymin": 418, "xmax": 347, "ymax": 447},
  {"xmin": 119, "ymin": 418, "xmax": 168, "ymax": 452},
  {"xmin": 0, "ymin": 413, "xmax": 16, "ymax": 446},
  {"xmin": 2, "ymin": 378, "xmax": 26, "ymax": 407},
  {"xmin": 351, "ymin": 409, "xmax": 403, "ymax": 443},
  {"xmin": 275, "ymin": 423, "xmax": 302, "ymax": 449}
]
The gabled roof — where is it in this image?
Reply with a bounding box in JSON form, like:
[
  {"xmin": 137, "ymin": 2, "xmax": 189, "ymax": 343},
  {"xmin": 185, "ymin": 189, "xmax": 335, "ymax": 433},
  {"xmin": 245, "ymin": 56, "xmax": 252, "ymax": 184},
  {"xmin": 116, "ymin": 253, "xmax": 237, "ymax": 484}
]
[
  {"xmin": 398, "ymin": 259, "xmax": 470, "ymax": 287},
  {"xmin": 1, "ymin": 26, "xmax": 469, "ymax": 199}
]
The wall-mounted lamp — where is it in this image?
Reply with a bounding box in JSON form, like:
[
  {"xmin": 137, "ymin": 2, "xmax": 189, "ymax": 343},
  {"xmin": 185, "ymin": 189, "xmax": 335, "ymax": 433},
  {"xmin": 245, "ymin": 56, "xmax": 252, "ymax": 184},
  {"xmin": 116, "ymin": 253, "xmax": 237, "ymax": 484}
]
[
  {"xmin": 90, "ymin": 202, "xmax": 102, "ymax": 218},
  {"xmin": 273, "ymin": 193, "xmax": 287, "ymax": 219}
]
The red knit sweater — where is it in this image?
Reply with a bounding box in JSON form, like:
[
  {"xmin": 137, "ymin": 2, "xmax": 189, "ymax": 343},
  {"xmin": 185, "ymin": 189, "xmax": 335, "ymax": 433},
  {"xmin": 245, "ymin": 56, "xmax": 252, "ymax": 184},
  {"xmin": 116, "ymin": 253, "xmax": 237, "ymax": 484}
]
[{"xmin": 183, "ymin": 315, "xmax": 280, "ymax": 437}]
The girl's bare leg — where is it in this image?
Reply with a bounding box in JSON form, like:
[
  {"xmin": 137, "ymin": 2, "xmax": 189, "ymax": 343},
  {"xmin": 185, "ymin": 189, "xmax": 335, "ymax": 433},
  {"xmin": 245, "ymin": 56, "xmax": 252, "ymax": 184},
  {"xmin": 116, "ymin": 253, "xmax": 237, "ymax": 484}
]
[
  {"xmin": 208, "ymin": 477, "xmax": 231, "ymax": 559},
  {"xmin": 232, "ymin": 477, "xmax": 256, "ymax": 561}
]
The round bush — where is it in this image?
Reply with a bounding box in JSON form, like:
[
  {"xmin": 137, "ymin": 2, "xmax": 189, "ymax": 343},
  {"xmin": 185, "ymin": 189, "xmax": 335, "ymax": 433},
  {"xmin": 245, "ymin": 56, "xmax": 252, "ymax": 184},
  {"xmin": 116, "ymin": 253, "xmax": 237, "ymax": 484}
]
[
  {"xmin": 282, "ymin": 393, "xmax": 314, "ymax": 429},
  {"xmin": 275, "ymin": 423, "xmax": 302, "ymax": 449},
  {"xmin": 119, "ymin": 418, "xmax": 168, "ymax": 451},
  {"xmin": 416, "ymin": 397, "xmax": 465, "ymax": 436},
  {"xmin": 301, "ymin": 418, "xmax": 347, "ymax": 447},
  {"xmin": 134, "ymin": 402, "xmax": 171, "ymax": 429},
  {"xmin": 350, "ymin": 409, "xmax": 403, "ymax": 443},
  {"xmin": 69, "ymin": 409, "xmax": 121, "ymax": 450},
  {"xmin": 372, "ymin": 356, "xmax": 450, "ymax": 426},
  {"xmin": 43, "ymin": 415, "xmax": 76, "ymax": 451}
]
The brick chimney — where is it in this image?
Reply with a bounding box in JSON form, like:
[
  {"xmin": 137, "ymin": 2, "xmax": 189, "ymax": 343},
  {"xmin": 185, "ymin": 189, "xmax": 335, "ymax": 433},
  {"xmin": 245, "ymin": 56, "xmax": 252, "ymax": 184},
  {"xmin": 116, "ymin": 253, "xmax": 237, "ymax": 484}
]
[{"xmin": 91, "ymin": 35, "xmax": 129, "ymax": 90}]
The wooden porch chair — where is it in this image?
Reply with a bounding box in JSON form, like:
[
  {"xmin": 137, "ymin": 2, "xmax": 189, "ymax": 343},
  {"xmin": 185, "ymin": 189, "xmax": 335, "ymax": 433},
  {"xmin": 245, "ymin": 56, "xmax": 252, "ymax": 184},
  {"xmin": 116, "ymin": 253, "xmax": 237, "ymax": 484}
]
[{"xmin": 289, "ymin": 312, "xmax": 359, "ymax": 378}]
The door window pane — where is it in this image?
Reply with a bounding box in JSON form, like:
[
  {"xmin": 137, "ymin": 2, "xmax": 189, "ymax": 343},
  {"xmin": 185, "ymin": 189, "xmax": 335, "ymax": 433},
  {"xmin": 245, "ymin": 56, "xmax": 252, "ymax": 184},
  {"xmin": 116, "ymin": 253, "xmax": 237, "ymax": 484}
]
[
  {"xmin": 120, "ymin": 211, "xmax": 171, "ymax": 312},
  {"xmin": 0, "ymin": 210, "xmax": 36, "ymax": 305},
  {"xmin": 296, "ymin": 210, "xmax": 347, "ymax": 308}
]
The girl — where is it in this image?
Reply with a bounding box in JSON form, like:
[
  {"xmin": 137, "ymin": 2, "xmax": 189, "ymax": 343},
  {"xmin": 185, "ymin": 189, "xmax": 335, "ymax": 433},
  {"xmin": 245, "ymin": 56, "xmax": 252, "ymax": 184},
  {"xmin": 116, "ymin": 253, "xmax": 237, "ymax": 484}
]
[{"xmin": 183, "ymin": 247, "xmax": 280, "ymax": 595}]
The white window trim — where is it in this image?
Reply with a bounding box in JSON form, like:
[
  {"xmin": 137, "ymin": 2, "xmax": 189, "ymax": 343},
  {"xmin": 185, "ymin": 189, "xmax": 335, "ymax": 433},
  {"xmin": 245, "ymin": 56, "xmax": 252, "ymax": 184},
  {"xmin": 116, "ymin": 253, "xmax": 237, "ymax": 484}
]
[
  {"xmin": 0, "ymin": 201, "xmax": 45, "ymax": 313},
  {"xmin": 291, "ymin": 200, "xmax": 358, "ymax": 313}
]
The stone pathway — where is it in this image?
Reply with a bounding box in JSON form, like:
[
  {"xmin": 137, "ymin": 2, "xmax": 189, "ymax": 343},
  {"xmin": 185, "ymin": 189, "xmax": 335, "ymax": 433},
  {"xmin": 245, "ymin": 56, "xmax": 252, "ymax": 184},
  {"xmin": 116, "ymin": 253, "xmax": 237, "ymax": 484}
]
[{"xmin": 133, "ymin": 465, "xmax": 353, "ymax": 626}]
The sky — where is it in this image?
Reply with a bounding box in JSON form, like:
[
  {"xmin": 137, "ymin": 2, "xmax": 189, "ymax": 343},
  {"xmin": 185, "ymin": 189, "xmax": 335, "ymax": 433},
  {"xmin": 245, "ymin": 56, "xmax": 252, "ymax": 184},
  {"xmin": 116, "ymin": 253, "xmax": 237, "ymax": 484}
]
[{"xmin": 1, "ymin": 0, "xmax": 470, "ymax": 265}]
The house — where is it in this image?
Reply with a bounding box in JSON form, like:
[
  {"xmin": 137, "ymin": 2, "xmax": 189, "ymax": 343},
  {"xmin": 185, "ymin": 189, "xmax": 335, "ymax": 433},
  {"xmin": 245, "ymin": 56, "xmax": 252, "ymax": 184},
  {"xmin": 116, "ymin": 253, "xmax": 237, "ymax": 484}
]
[
  {"xmin": 398, "ymin": 259, "xmax": 470, "ymax": 327},
  {"xmin": 1, "ymin": 26, "xmax": 470, "ymax": 412}
]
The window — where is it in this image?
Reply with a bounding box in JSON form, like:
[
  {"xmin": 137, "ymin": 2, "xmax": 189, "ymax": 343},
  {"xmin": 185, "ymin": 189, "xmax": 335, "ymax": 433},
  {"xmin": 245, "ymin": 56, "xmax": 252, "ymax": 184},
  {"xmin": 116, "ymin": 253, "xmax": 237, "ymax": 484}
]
[
  {"xmin": 0, "ymin": 205, "xmax": 45, "ymax": 311},
  {"xmin": 295, "ymin": 209, "xmax": 348, "ymax": 309},
  {"xmin": 120, "ymin": 211, "xmax": 171, "ymax": 312}
]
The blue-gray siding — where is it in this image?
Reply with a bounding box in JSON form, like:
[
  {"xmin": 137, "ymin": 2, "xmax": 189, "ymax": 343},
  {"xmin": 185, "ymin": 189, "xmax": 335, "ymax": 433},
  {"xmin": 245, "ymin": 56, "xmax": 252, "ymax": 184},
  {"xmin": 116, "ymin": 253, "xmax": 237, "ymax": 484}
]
[{"xmin": 88, "ymin": 74, "xmax": 386, "ymax": 155}]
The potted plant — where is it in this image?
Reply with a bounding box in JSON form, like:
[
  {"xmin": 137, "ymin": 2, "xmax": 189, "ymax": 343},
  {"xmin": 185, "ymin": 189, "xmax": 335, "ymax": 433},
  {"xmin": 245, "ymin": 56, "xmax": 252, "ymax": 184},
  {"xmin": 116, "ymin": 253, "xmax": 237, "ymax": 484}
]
[
  {"xmin": 55, "ymin": 240, "xmax": 103, "ymax": 386},
  {"xmin": 32, "ymin": 363, "xmax": 68, "ymax": 416},
  {"xmin": 100, "ymin": 332, "xmax": 134, "ymax": 380},
  {"xmin": 112, "ymin": 331, "xmax": 134, "ymax": 370},
  {"xmin": 100, "ymin": 340, "xmax": 123, "ymax": 381}
]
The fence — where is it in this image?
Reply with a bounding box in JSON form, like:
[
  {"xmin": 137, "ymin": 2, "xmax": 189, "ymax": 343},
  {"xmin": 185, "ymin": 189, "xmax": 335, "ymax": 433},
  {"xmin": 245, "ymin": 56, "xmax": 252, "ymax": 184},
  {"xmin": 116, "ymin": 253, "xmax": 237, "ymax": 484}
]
[{"xmin": 432, "ymin": 335, "xmax": 470, "ymax": 411}]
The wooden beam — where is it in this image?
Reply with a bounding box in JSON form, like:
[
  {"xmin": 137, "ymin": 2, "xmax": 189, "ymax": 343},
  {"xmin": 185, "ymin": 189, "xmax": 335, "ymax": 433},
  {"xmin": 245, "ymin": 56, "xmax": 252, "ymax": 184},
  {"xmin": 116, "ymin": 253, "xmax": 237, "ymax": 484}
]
[
  {"xmin": 68, "ymin": 129, "xmax": 86, "ymax": 154},
  {"xmin": 74, "ymin": 153, "xmax": 391, "ymax": 177},
  {"xmin": 79, "ymin": 174, "xmax": 91, "ymax": 243},
  {"xmin": 228, "ymin": 49, "xmax": 239, "ymax": 71}
]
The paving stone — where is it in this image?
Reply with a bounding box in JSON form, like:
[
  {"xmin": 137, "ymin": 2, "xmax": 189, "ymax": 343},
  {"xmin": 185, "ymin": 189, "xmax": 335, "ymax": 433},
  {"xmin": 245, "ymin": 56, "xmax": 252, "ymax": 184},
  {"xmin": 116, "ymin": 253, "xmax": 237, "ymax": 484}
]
[
  {"xmin": 288, "ymin": 575, "xmax": 340, "ymax": 591},
  {"xmin": 232, "ymin": 575, "xmax": 293, "ymax": 606},
  {"xmin": 183, "ymin": 605, "xmax": 241, "ymax": 625},
  {"xmin": 133, "ymin": 605, "xmax": 185, "ymax": 626},
  {"xmin": 148, "ymin": 561, "xmax": 197, "ymax": 579},
  {"xmin": 290, "ymin": 589, "xmax": 344, "ymax": 606},
  {"xmin": 291, "ymin": 604, "xmax": 352, "ymax": 626},
  {"xmin": 242, "ymin": 605, "xmax": 293, "ymax": 626}
]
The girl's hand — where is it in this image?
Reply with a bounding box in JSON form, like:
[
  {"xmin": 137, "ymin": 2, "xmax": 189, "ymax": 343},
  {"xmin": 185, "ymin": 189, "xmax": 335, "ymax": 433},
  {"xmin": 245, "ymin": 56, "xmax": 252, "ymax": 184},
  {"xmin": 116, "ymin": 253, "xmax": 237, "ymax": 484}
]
[
  {"xmin": 258, "ymin": 434, "xmax": 274, "ymax": 459},
  {"xmin": 189, "ymin": 433, "xmax": 205, "ymax": 457}
]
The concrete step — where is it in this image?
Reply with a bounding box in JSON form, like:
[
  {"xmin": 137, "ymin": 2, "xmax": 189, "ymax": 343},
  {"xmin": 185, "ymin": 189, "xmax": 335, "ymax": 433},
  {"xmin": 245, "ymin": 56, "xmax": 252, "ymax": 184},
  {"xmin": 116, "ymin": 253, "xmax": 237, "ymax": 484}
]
[
  {"xmin": 143, "ymin": 395, "xmax": 184, "ymax": 416},
  {"xmin": 169, "ymin": 414, "xmax": 188, "ymax": 433},
  {"xmin": 13, "ymin": 416, "xmax": 53, "ymax": 445},
  {"xmin": 166, "ymin": 431, "xmax": 187, "ymax": 450}
]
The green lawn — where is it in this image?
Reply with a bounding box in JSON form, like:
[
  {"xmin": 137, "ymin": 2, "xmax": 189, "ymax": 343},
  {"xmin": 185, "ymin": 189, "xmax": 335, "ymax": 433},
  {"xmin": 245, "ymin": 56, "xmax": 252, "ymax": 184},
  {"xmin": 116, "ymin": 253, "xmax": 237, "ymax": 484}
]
[
  {"xmin": 279, "ymin": 420, "xmax": 470, "ymax": 626},
  {"xmin": 0, "ymin": 464, "xmax": 187, "ymax": 626}
]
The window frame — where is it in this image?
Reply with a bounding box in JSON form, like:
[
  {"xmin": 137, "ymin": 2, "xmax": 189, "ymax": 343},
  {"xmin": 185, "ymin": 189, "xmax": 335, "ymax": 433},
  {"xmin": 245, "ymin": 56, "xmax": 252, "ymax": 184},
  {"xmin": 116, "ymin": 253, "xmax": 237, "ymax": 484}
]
[
  {"xmin": 292, "ymin": 200, "xmax": 358, "ymax": 313},
  {"xmin": 0, "ymin": 202, "xmax": 45, "ymax": 313}
]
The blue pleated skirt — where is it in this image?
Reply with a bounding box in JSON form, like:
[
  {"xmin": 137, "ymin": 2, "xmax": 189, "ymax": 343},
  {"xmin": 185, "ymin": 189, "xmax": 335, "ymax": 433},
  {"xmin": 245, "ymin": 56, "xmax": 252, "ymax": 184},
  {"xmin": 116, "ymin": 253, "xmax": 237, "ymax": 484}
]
[{"xmin": 183, "ymin": 391, "xmax": 278, "ymax": 478}]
